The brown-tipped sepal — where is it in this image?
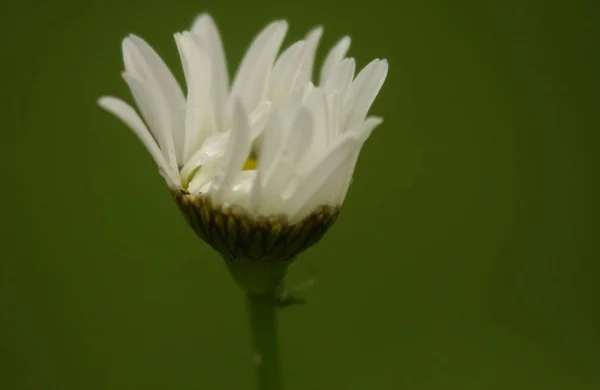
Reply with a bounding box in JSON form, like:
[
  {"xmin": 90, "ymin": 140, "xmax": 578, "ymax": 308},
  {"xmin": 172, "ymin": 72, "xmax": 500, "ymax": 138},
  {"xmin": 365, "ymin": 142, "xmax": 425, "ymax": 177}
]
[
  {"xmin": 172, "ymin": 190, "xmax": 340, "ymax": 293},
  {"xmin": 172, "ymin": 190, "xmax": 340, "ymax": 262}
]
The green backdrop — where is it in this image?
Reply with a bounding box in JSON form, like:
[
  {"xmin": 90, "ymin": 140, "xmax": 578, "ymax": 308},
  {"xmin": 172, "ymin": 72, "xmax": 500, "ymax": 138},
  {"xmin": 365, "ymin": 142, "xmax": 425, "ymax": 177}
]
[{"xmin": 1, "ymin": 0, "xmax": 598, "ymax": 389}]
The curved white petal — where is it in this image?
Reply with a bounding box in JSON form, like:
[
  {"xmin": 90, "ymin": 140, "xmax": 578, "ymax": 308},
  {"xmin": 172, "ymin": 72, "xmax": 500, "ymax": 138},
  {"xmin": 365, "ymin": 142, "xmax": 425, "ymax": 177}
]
[
  {"xmin": 122, "ymin": 39, "xmax": 147, "ymax": 80},
  {"xmin": 175, "ymin": 32, "xmax": 215, "ymax": 162},
  {"xmin": 191, "ymin": 14, "xmax": 229, "ymax": 132},
  {"xmin": 302, "ymin": 87, "xmax": 329, "ymax": 167},
  {"xmin": 253, "ymin": 112, "xmax": 283, "ymax": 197},
  {"xmin": 324, "ymin": 57, "xmax": 355, "ymax": 100},
  {"xmin": 269, "ymin": 40, "xmax": 306, "ymax": 104},
  {"xmin": 277, "ymin": 83, "xmax": 312, "ymax": 130},
  {"xmin": 179, "ymin": 131, "xmax": 230, "ymax": 184},
  {"xmin": 259, "ymin": 108, "xmax": 314, "ymax": 213},
  {"xmin": 248, "ymin": 101, "xmax": 272, "ymax": 139},
  {"xmin": 252, "ymin": 111, "xmax": 282, "ymax": 209},
  {"xmin": 98, "ymin": 96, "xmax": 179, "ymax": 187},
  {"xmin": 125, "ymin": 36, "xmax": 186, "ymax": 160},
  {"xmin": 344, "ymin": 59, "xmax": 388, "ymax": 128},
  {"xmin": 319, "ymin": 36, "xmax": 351, "ymax": 87},
  {"xmin": 336, "ymin": 116, "xmax": 383, "ymax": 202},
  {"xmin": 225, "ymin": 170, "xmax": 257, "ymax": 209},
  {"xmin": 211, "ymin": 100, "xmax": 251, "ymax": 202},
  {"xmin": 326, "ymin": 90, "xmax": 342, "ymax": 141},
  {"xmin": 188, "ymin": 158, "xmax": 220, "ymax": 194},
  {"xmin": 122, "ymin": 72, "xmax": 178, "ymax": 176},
  {"xmin": 229, "ymin": 21, "xmax": 288, "ymax": 114},
  {"xmin": 286, "ymin": 132, "xmax": 359, "ymax": 221},
  {"xmin": 297, "ymin": 26, "xmax": 323, "ymax": 85},
  {"xmin": 295, "ymin": 117, "xmax": 382, "ymax": 210},
  {"xmin": 122, "ymin": 36, "xmax": 186, "ymax": 166}
]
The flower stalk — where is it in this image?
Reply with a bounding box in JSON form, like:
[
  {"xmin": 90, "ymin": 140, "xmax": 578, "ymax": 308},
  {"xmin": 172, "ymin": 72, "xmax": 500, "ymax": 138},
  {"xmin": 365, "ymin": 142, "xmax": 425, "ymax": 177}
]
[{"xmin": 246, "ymin": 292, "xmax": 283, "ymax": 390}]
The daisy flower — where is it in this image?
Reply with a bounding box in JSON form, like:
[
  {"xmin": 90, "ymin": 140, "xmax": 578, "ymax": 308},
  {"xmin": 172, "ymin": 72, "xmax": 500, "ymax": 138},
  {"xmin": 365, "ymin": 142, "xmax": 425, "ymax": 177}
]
[{"xmin": 98, "ymin": 13, "xmax": 387, "ymax": 293}]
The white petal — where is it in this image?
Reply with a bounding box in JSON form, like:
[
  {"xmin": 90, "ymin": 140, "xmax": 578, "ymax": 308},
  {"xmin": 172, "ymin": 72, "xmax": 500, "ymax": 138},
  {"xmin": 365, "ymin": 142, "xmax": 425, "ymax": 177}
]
[
  {"xmin": 344, "ymin": 59, "xmax": 388, "ymax": 128},
  {"xmin": 175, "ymin": 32, "xmax": 214, "ymax": 162},
  {"xmin": 251, "ymin": 112, "xmax": 283, "ymax": 210},
  {"xmin": 286, "ymin": 132, "xmax": 358, "ymax": 221},
  {"xmin": 122, "ymin": 39, "xmax": 147, "ymax": 79},
  {"xmin": 297, "ymin": 26, "xmax": 323, "ymax": 85},
  {"xmin": 259, "ymin": 108, "xmax": 314, "ymax": 213},
  {"xmin": 350, "ymin": 116, "xmax": 382, "ymax": 142},
  {"xmin": 124, "ymin": 35, "xmax": 187, "ymax": 166},
  {"xmin": 191, "ymin": 14, "xmax": 229, "ymax": 132},
  {"xmin": 336, "ymin": 117, "xmax": 383, "ymax": 202},
  {"xmin": 326, "ymin": 90, "xmax": 342, "ymax": 141},
  {"xmin": 98, "ymin": 96, "xmax": 179, "ymax": 187},
  {"xmin": 229, "ymin": 21, "xmax": 288, "ymax": 114},
  {"xmin": 122, "ymin": 72, "xmax": 178, "ymax": 176},
  {"xmin": 302, "ymin": 87, "xmax": 329, "ymax": 166},
  {"xmin": 225, "ymin": 170, "xmax": 257, "ymax": 209},
  {"xmin": 301, "ymin": 117, "xmax": 382, "ymax": 208},
  {"xmin": 319, "ymin": 36, "xmax": 351, "ymax": 87},
  {"xmin": 188, "ymin": 158, "xmax": 220, "ymax": 194},
  {"xmin": 277, "ymin": 83, "xmax": 312, "ymax": 130},
  {"xmin": 211, "ymin": 100, "xmax": 251, "ymax": 203},
  {"xmin": 249, "ymin": 101, "xmax": 272, "ymax": 139},
  {"xmin": 179, "ymin": 131, "xmax": 230, "ymax": 184},
  {"xmin": 324, "ymin": 57, "xmax": 355, "ymax": 99},
  {"xmin": 269, "ymin": 40, "xmax": 306, "ymax": 104}
]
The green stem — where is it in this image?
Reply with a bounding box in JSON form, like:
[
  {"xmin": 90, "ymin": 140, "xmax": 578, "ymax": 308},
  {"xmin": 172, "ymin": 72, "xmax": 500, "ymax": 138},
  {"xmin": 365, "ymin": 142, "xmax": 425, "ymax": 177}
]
[{"xmin": 246, "ymin": 292, "xmax": 283, "ymax": 390}]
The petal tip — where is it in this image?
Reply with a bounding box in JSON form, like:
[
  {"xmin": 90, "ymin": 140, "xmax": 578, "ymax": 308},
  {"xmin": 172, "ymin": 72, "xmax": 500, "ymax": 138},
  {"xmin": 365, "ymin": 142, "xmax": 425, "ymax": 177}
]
[
  {"xmin": 274, "ymin": 20, "xmax": 289, "ymax": 33},
  {"xmin": 309, "ymin": 25, "xmax": 324, "ymax": 36},
  {"xmin": 379, "ymin": 59, "xmax": 389, "ymax": 73},
  {"xmin": 97, "ymin": 96, "xmax": 112, "ymax": 108}
]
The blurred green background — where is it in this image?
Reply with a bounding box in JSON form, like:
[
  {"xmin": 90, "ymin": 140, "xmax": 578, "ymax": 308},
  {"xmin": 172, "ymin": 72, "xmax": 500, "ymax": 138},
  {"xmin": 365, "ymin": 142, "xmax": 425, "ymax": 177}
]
[{"xmin": 1, "ymin": 0, "xmax": 598, "ymax": 389}]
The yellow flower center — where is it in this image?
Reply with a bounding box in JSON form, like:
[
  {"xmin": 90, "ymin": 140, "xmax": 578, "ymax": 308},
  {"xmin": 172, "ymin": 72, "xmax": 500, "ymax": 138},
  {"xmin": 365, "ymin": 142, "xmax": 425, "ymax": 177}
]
[{"xmin": 242, "ymin": 156, "xmax": 258, "ymax": 171}]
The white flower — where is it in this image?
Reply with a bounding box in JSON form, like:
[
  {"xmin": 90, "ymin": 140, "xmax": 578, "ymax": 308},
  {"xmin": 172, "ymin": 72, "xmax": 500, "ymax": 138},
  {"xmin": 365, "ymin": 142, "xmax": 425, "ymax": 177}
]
[
  {"xmin": 98, "ymin": 13, "xmax": 387, "ymax": 290},
  {"xmin": 98, "ymin": 13, "xmax": 387, "ymax": 223}
]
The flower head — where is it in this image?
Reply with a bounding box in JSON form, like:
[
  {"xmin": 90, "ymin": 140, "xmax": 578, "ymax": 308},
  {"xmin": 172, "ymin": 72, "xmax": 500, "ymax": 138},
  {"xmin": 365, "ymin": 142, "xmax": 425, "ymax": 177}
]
[{"xmin": 98, "ymin": 13, "xmax": 387, "ymax": 292}]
